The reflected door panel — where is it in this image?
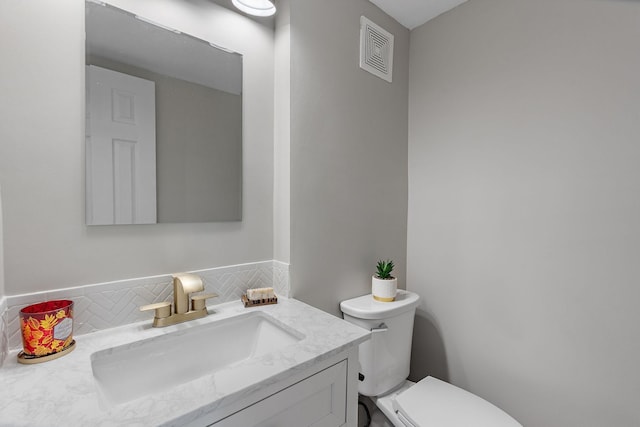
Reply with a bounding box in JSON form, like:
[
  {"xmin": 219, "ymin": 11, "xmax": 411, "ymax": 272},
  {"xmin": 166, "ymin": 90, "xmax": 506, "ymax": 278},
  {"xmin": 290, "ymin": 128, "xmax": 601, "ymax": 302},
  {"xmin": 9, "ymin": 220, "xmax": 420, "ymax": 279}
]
[{"xmin": 86, "ymin": 65, "xmax": 157, "ymax": 225}]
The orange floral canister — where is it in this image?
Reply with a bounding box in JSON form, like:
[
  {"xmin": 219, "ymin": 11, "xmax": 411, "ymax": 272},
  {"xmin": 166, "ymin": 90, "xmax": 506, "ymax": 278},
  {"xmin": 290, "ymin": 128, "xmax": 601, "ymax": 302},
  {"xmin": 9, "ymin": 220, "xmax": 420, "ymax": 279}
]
[{"xmin": 19, "ymin": 300, "xmax": 74, "ymax": 358}]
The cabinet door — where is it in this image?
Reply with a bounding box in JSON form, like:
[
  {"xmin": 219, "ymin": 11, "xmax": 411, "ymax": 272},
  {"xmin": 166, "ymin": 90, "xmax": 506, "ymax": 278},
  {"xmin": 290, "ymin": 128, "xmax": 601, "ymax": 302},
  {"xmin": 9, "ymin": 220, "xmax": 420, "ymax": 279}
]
[{"xmin": 211, "ymin": 360, "xmax": 347, "ymax": 427}]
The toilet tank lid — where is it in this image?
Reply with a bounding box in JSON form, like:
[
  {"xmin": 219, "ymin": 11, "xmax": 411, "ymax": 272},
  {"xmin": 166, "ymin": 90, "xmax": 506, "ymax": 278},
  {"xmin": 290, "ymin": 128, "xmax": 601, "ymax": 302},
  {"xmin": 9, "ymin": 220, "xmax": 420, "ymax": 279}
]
[
  {"xmin": 393, "ymin": 377, "xmax": 522, "ymax": 427},
  {"xmin": 340, "ymin": 290, "xmax": 420, "ymax": 320}
]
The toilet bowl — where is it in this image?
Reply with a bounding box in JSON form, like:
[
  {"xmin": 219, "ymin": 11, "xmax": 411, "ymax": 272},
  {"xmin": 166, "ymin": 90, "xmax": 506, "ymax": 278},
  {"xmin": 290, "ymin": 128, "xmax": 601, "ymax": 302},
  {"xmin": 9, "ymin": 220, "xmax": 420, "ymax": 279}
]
[{"xmin": 340, "ymin": 290, "xmax": 522, "ymax": 427}]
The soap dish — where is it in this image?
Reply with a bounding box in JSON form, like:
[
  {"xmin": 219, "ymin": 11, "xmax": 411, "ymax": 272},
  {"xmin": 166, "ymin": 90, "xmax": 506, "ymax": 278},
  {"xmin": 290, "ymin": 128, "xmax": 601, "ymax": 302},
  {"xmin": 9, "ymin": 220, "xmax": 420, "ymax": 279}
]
[{"xmin": 241, "ymin": 294, "xmax": 278, "ymax": 308}]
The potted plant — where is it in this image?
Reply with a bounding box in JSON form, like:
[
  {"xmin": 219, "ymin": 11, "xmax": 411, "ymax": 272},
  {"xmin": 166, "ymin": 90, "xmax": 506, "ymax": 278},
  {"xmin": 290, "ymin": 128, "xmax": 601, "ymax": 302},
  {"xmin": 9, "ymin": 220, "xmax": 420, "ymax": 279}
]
[{"xmin": 372, "ymin": 259, "xmax": 397, "ymax": 302}]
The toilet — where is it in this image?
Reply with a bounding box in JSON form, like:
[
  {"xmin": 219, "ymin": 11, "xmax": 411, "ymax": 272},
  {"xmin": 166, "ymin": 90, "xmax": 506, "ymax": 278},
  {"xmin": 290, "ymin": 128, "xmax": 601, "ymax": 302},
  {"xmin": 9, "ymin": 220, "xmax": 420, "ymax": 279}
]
[{"xmin": 340, "ymin": 290, "xmax": 522, "ymax": 427}]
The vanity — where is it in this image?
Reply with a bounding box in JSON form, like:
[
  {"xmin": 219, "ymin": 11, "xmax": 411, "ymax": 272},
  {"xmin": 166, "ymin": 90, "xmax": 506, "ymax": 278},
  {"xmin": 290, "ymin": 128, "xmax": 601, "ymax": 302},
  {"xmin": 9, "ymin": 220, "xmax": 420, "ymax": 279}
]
[{"xmin": 0, "ymin": 298, "xmax": 370, "ymax": 426}]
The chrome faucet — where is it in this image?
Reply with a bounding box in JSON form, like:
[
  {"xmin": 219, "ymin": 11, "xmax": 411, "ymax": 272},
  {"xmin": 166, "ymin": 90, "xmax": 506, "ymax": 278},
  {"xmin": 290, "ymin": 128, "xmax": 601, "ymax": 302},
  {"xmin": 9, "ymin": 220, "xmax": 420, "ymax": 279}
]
[{"xmin": 140, "ymin": 274, "xmax": 217, "ymax": 327}]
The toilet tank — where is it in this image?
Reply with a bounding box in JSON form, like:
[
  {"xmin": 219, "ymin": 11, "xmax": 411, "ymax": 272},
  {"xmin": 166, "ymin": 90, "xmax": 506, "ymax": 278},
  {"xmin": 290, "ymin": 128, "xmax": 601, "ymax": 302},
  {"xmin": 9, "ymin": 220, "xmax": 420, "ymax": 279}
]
[{"xmin": 340, "ymin": 290, "xmax": 420, "ymax": 397}]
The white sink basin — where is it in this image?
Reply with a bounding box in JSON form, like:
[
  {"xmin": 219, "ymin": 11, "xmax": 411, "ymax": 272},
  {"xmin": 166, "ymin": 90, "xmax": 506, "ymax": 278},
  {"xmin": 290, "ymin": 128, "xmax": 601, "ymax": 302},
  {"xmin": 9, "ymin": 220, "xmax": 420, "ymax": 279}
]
[{"xmin": 91, "ymin": 311, "xmax": 304, "ymax": 404}]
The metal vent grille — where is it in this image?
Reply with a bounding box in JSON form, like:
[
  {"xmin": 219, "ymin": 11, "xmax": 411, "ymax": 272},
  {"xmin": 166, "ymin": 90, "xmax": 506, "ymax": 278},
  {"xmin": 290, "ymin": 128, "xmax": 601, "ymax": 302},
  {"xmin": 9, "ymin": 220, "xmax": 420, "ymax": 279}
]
[{"xmin": 360, "ymin": 16, "xmax": 394, "ymax": 83}]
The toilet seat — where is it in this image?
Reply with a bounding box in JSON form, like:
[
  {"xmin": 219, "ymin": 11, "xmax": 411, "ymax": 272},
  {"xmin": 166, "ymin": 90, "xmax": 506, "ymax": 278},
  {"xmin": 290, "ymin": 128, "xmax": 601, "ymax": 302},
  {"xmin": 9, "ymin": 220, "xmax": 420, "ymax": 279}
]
[
  {"xmin": 392, "ymin": 377, "xmax": 522, "ymax": 427},
  {"xmin": 396, "ymin": 410, "xmax": 417, "ymax": 427}
]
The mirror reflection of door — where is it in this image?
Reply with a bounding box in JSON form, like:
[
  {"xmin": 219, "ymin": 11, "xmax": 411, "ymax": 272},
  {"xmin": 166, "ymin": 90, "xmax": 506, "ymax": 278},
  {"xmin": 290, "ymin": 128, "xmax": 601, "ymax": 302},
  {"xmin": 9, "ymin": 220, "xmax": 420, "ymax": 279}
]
[
  {"xmin": 85, "ymin": 1, "xmax": 243, "ymax": 225},
  {"xmin": 86, "ymin": 65, "xmax": 157, "ymax": 225}
]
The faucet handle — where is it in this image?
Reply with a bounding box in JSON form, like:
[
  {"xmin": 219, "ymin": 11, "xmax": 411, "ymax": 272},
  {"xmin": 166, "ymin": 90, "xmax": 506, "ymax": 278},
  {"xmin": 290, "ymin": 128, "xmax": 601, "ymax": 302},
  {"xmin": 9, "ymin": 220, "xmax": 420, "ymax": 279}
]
[
  {"xmin": 140, "ymin": 301, "xmax": 172, "ymax": 319},
  {"xmin": 191, "ymin": 293, "xmax": 218, "ymax": 311}
]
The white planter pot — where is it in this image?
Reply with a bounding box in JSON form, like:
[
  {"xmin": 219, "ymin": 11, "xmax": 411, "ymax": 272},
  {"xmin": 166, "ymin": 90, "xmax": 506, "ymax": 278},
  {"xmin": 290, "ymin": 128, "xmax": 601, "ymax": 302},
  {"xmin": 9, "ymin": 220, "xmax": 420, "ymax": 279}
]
[{"xmin": 372, "ymin": 276, "xmax": 397, "ymax": 302}]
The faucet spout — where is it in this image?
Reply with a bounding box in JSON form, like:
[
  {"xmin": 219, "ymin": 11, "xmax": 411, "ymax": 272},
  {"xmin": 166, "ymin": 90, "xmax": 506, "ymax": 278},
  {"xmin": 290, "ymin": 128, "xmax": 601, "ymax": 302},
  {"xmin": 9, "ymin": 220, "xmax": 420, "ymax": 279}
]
[{"xmin": 173, "ymin": 274, "xmax": 204, "ymax": 314}]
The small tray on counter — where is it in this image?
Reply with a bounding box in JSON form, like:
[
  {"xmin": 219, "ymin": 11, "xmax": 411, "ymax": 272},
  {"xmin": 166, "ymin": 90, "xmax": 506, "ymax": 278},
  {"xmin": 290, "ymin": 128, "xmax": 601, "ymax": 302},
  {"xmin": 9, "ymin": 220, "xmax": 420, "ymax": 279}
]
[{"xmin": 241, "ymin": 294, "xmax": 278, "ymax": 308}]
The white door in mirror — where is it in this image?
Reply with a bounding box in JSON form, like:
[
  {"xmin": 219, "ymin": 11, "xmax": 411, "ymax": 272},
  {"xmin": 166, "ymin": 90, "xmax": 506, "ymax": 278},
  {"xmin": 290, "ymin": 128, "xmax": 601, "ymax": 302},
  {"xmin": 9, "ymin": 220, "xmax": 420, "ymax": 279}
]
[{"xmin": 86, "ymin": 65, "xmax": 157, "ymax": 225}]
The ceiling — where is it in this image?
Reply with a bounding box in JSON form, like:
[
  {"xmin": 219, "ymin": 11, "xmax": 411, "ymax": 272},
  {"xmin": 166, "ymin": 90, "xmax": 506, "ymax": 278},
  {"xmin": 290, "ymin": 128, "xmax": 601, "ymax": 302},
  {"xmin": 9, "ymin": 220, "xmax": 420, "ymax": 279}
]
[
  {"xmin": 213, "ymin": 0, "xmax": 467, "ymax": 30},
  {"xmin": 369, "ymin": 0, "xmax": 469, "ymax": 30}
]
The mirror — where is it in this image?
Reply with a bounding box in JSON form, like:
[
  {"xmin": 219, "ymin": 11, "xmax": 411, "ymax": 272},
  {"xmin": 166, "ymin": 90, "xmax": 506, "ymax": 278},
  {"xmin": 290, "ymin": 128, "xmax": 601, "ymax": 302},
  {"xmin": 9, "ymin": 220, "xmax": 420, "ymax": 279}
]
[{"xmin": 85, "ymin": 1, "xmax": 243, "ymax": 225}]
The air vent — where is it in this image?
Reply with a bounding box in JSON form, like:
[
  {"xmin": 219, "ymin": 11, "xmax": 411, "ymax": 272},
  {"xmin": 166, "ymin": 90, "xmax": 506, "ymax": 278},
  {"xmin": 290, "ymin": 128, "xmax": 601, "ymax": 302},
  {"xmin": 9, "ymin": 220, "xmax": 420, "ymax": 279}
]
[{"xmin": 359, "ymin": 16, "xmax": 394, "ymax": 83}]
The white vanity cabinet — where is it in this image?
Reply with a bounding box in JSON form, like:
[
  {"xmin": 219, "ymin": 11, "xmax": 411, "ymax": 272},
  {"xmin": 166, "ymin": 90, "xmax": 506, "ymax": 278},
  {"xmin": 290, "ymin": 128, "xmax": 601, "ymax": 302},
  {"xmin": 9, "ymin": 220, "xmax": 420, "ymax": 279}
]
[
  {"xmin": 187, "ymin": 349, "xmax": 360, "ymax": 427},
  {"xmin": 211, "ymin": 360, "xmax": 347, "ymax": 427},
  {"xmin": 1, "ymin": 299, "xmax": 370, "ymax": 427}
]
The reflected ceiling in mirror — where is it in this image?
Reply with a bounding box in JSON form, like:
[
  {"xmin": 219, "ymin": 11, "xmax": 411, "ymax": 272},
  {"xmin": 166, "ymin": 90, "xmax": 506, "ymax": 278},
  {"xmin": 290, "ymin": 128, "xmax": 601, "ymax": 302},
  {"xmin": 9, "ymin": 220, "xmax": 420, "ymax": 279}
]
[{"xmin": 85, "ymin": 1, "xmax": 243, "ymax": 225}]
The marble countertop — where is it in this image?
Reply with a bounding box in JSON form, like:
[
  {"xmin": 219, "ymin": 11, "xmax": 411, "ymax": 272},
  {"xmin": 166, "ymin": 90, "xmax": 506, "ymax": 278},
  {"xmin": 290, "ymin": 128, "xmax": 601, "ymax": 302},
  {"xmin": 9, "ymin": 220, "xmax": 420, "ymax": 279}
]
[{"xmin": 0, "ymin": 298, "xmax": 370, "ymax": 427}]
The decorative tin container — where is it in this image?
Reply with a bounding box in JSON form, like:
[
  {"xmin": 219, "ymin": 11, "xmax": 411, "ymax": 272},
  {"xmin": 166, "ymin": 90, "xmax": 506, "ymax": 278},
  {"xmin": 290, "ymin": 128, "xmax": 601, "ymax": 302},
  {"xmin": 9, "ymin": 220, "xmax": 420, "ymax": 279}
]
[{"xmin": 18, "ymin": 300, "xmax": 75, "ymax": 364}]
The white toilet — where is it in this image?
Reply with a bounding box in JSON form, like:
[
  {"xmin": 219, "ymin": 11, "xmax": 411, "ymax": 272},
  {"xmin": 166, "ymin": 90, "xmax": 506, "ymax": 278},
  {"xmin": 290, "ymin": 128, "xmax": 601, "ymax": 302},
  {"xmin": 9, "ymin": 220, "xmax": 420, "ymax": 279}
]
[{"xmin": 340, "ymin": 290, "xmax": 522, "ymax": 427}]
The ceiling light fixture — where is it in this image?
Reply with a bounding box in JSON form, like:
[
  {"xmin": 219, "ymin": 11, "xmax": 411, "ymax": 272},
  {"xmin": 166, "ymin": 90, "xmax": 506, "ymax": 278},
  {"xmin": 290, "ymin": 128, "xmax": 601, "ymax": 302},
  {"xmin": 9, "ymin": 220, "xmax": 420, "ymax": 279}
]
[{"xmin": 231, "ymin": 0, "xmax": 276, "ymax": 17}]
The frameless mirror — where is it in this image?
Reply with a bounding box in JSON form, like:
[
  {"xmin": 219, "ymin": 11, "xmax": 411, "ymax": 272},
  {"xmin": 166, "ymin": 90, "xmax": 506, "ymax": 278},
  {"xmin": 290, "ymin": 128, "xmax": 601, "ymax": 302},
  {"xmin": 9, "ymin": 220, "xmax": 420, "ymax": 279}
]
[{"xmin": 85, "ymin": 1, "xmax": 242, "ymax": 225}]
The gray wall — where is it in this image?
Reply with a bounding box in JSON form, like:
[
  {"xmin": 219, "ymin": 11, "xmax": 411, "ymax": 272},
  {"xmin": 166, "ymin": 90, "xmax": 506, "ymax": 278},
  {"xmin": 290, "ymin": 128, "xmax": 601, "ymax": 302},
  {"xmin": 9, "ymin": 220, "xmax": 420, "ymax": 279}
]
[
  {"xmin": 408, "ymin": 0, "xmax": 640, "ymax": 426},
  {"xmin": 289, "ymin": 0, "xmax": 409, "ymax": 316},
  {"xmin": 274, "ymin": 0, "xmax": 291, "ymax": 263},
  {"xmin": 0, "ymin": 0, "xmax": 273, "ymax": 295},
  {"xmin": 154, "ymin": 72, "xmax": 242, "ymax": 223},
  {"xmin": 0, "ymin": 185, "xmax": 4, "ymax": 298}
]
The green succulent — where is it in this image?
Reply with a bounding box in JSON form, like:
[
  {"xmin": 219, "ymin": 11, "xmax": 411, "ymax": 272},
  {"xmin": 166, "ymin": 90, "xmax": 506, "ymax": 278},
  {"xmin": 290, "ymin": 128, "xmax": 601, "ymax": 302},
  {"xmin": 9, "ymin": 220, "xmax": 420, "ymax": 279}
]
[{"xmin": 375, "ymin": 259, "xmax": 395, "ymax": 280}]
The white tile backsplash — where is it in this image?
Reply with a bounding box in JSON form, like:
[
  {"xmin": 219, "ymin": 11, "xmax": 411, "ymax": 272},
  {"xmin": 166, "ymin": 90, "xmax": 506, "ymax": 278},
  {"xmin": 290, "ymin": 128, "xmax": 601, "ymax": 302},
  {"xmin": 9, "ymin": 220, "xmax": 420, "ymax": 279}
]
[
  {"xmin": 0, "ymin": 297, "xmax": 7, "ymax": 366},
  {"xmin": 273, "ymin": 260, "xmax": 291, "ymax": 297},
  {"xmin": 6, "ymin": 260, "xmax": 290, "ymax": 350}
]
